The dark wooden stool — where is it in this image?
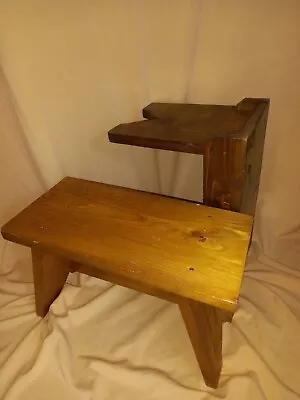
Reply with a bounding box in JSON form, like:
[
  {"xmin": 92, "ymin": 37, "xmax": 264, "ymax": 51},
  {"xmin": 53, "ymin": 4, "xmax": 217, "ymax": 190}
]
[{"xmin": 108, "ymin": 97, "xmax": 269, "ymax": 214}]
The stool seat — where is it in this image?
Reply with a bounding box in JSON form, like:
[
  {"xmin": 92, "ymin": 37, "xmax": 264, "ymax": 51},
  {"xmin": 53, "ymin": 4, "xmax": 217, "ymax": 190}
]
[
  {"xmin": 1, "ymin": 177, "xmax": 253, "ymax": 388},
  {"xmin": 2, "ymin": 177, "xmax": 252, "ymax": 311}
]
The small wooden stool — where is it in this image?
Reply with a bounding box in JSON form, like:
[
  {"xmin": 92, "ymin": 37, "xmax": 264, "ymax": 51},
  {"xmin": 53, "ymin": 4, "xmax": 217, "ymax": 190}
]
[
  {"xmin": 109, "ymin": 97, "xmax": 269, "ymax": 214},
  {"xmin": 1, "ymin": 177, "xmax": 252, "ymax": 388}
]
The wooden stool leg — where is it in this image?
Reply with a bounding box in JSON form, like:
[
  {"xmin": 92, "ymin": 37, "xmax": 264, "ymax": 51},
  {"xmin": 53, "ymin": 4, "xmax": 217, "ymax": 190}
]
[
  {"xmin": 32, "ymin": 248, "xmax": 70, "ymax": 317},
  {"xmin": 179, "ymin": 299, "xmax": 224, "ymax": 388}
]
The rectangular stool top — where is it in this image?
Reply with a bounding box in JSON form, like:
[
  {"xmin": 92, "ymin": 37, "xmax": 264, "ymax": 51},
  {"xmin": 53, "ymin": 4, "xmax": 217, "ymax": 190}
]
[{"xmin": 1, "ymin": 177, "xmax": 253, "ymax": 311}]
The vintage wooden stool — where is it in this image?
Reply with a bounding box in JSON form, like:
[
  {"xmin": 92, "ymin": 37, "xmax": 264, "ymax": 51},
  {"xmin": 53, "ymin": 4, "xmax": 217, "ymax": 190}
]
[
  {"xmin": 109, "ymin": 97, "xmax": 269, "ymax": 214},
  {"xmin": 1, "ymin": 98, "xmax": 269, "ymax": 389}
]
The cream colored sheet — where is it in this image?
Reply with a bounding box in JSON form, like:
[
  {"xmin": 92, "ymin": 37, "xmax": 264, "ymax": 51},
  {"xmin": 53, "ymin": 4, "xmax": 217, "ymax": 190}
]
[
  {"xmin": 1, "ymin": 1, "xmax": 300, "ymax": 399},
  {"xmin": 1, "ymin": 239, "xmax": 300, "ymax": 399}
]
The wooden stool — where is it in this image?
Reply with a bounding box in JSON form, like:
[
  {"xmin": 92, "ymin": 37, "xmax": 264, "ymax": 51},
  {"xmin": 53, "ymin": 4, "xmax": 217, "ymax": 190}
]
[
  {"xmin": 109, "ymin": 97, "xmax": 269, "ymax": 214},
  {"xmin": 1, "ymin": 177, "xmax": 252, "ymax": 388}
]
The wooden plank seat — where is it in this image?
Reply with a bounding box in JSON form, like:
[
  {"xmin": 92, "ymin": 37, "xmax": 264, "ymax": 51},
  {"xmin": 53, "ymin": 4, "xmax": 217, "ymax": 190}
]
[{"xmin": 1, "ymin": 177, "xmax": 253, "ymax": 388}]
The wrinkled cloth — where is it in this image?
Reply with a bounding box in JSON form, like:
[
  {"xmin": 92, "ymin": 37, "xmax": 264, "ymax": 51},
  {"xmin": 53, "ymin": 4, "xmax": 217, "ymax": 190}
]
[{"xmin": 1, "ymin": 238, "xmax": 300, "ymax": 400}]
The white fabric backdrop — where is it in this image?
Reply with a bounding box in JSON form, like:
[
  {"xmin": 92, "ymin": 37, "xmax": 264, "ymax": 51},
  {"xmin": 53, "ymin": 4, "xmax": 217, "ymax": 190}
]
[{"xmin": 0, "ymin": 1, "xmax": 300, "ymax": 399}]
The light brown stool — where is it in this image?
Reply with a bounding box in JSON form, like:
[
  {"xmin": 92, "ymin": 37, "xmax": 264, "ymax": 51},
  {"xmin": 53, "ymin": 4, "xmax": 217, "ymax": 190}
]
[{"xmin": 1, "ymin": 177, "xmax": 252, "ymax": 388}]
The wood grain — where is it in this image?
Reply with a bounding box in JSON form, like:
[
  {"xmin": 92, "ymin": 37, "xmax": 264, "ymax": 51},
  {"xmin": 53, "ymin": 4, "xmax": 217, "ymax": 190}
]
[
  {"xmin": 108, "ymin": 98, "xmax": 269, "ymax": 215},
  {"xmin": 1, "ymin": 177, "xmax": 253, "ymax": 388},
  {"xmin": 108, "ymin": 98, "xmax": 266, "ymax": 155},
  {"xmin": 203, "ymin": 99, "xmax": 270, "ymax": 214},
  {"xmin": 1, "ymin": 177, "xmax": 252, "ymax": 312},
  {"xmin": 179, "ymin": 299, "xmax": 223, "ymax": 388},
  {"xmin": 108, "ymin": 102, "xmax": 252, "ymax": 154},
  {"xmin": 32, "ymin": 247, "xmax": 70, "ymax": 317}
]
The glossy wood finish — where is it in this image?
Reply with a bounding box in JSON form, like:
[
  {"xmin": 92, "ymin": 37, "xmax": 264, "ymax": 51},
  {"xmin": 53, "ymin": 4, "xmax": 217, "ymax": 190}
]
[
  {"xmin": 1, "ymin": 177, "xmax": 252, "ymax": 313},
  {"xmin": 108, "ymin": 98, "xmax": 269, "ymax": 215},
  {"xmin": 1, "ymin": 177, "xmax": 253, "ymax": 388}
]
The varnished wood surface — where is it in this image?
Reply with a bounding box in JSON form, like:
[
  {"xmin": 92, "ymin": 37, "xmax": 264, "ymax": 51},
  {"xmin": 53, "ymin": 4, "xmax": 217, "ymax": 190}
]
[
  {"xmin": 108, "ymin": 98, "xmax": 269, "ymax": 215},
  {"xmin": 32, "ymin": 248, "xmax": 70, "ymax": 317},
  {"xmin": 108, "ymin": 98, "xmax": 267, "ymax": 155},
  {"xmin": 179, "ymin": 299, "xmax": 223, "ymax": 388},
  {"xmin": 203, "ymin": 99, "xmax": 269, "ymax": 214},
  {"xmin": 1, "ymin": 177, "xmax": 253, "ymax": 312}
]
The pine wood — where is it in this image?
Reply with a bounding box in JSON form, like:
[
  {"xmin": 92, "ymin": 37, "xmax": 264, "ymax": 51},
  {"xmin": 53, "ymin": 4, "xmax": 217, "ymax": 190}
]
[
  {"xmin": 109, "ymin": 101, "xmax": 252, "ymax": 154},
  {"xmin": 108, "ymin": 98, "xmax": 269, "ymax": 215},
  {"xmin": 32, "ymin": 248, "xmax": 70, "ymax": 317},
  {"xmin": 203, "ymin": 99, "xmax": 269, "ymax": 214},
  {"xmin": 179, "ymin": 299, "xmax": 223, "ymax": 388},
  {"xmin": 1, "ymin": 177, "xmax": 253, "ymax": 388},
  {"xmin": 1, "ymin": 177, "xmax": 252, "ymax": 313}
]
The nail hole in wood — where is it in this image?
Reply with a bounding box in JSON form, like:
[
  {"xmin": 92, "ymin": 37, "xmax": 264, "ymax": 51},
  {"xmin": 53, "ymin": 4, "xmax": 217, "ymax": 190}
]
[{"xmin": 189, "ymin": 267, "xmax": 194, "ymax": 271}]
